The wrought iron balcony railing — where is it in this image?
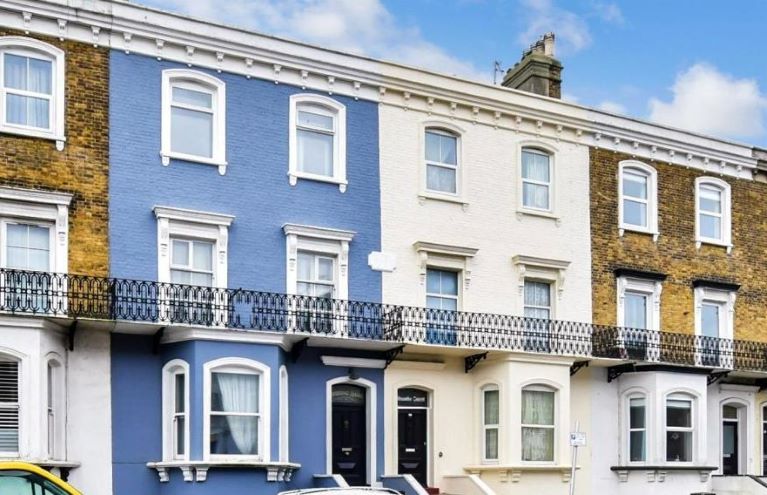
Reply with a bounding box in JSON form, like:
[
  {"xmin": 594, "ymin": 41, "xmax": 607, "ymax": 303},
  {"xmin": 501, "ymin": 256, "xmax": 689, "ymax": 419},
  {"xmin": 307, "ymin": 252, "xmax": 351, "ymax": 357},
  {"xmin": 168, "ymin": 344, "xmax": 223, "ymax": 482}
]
[{"xmin": 1, "ymin": 268, "xmax": 766, "ymax": 372}]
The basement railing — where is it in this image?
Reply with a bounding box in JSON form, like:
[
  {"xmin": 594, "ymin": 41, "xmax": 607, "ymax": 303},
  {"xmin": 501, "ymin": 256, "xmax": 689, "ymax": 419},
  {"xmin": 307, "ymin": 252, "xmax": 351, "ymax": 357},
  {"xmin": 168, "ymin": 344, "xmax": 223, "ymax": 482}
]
[{"xmin": 1, "ymin": 268, "xmax": 765, "ymax": 372}]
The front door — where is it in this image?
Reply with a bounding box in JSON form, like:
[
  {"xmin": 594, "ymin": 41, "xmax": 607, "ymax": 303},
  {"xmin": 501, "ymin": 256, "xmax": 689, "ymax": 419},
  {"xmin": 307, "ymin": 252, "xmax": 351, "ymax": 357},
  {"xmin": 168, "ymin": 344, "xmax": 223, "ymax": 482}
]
[
  {"xmin": 332, "ymin": 384, "xmax": 367, "ymax": 485},
  {"xmin": 723, "ymin": 405, "xmax": 739, "ymax": 475},
  {"xmin": 397, "ymin": 388, "xmax": 429, "ymax": 486}
]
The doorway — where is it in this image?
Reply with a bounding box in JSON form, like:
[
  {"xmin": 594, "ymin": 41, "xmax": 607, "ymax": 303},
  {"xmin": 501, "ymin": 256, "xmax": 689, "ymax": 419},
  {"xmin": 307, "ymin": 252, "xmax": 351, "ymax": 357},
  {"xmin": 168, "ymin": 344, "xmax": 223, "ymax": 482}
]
[
  {"xmin": 397, "ymin": 387, "xmax": 429, "ymax": 487},
  {"xmin": 722, "ymin": 404, "xmax": 740, "ymax": 475},
  {"xmin": 332, "ymin": 384, "xmax": 368, "ymax": 485}
]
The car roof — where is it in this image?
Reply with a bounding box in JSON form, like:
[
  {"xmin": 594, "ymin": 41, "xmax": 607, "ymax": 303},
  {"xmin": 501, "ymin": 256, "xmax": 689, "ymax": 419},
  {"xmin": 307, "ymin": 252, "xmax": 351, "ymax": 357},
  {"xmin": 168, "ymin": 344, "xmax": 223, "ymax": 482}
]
[
  {"xmin": 279, "ymin": 488, "xmax": 401, "ymax": 495},
  {"xmin": 0, "ymin": 461, "xmax": 82, "ymax": 495}
]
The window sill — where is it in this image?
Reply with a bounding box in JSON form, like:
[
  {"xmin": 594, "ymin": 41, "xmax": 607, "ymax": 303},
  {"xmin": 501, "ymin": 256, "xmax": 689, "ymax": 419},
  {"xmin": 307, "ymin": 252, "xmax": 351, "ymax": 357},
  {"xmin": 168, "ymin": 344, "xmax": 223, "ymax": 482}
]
[
  {"xmin": 418, "ymin": 192, "xmax": 468, "ymax": 210},
  {"xmin": 619, "ymin": 226, "xmax": 659, "ymax": 242},
  {"xmin": 516, "ymin": 208, "xmax": 560, "ymax": 225},
  {"xmin": 147, "ymin": 460, "xmax": 301, "ymax": 483},
  {"xmin": 696, "ymin": 239, "xmax": 732, "ymax": 253},
  {"xmin": 160, "ymin": 152, "xmax": 227, "ymax": 175},
  {"xmin": 0, "ymin": 125, "xmax": 65, "ymax": 150},
  {"xmin": 2, "ymin": 459, "xmax": 80, "ymax": 482},
  {"xmin": 464, "ymin": 464, "xmax": 577, "ymax": 483},
  {"xmin": 611, "ymin": 465, "xmax": 718, "ymax": 483},
  {"xmin": 288, "ymin": 171, "xmax": 348, "ymax": 192}
]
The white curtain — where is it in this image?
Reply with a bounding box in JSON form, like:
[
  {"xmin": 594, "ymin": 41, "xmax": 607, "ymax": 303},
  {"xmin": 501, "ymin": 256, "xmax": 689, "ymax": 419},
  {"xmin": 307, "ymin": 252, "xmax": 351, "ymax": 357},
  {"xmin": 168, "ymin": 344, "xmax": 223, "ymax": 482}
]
[
  {"xmin": 521, "ymin": 390, "xmax": 554, "ymax": 461},
  {"xmin": 215, "ymin": 373, "xmax": 259, "ymax": 455},
  {"xmin": 4, "ymin": 54, "xmax": 51, "ymax": 128}
]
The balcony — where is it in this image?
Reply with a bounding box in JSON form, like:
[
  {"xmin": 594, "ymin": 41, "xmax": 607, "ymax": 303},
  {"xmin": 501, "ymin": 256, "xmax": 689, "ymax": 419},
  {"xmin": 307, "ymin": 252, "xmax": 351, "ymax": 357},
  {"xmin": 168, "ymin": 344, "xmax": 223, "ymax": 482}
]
[{"xmin": 1, "ymin": 269, "xmax": 766, "ymax": 373}]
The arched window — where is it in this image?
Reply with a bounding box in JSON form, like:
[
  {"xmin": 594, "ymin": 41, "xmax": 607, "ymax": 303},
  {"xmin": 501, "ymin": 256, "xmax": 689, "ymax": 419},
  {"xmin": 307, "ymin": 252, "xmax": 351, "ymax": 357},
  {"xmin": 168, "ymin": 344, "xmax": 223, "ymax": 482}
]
[
  {"xmin": 45, "ymin": 357, "xmax": 65, "ymax": 460},
  {"xmin": 0, "ymin": 354, "xmax": 19, "ymax": 456},
  {"xmin": 289, "ymin": 94, "xmax": 347, "ymax": 191},
  {"xmin": 481, "ymin": 385, "xmax": 499, "ymax": 463},
  {"xmin": 161, "ymin": 69, "xmax": 227, "ymax": 173},
  {"xmin": 0, "ymin": 37, "xmax": 65, "ymax": 148},
  {"xmin": 695, "ymin": 177, "xmax": 731, "ymax": 250},
  {"xmin": 162, "ymin": 359, "xmax": 189, "ymax": 461},
  {"xmin": 666, "ymin": 393, "xmax": 694, "ymax": 462},
  {"xmin": 521, "ymin": 385, "xmax": 556, "ymax": 462},
  {"xmin": 204, "ymin": 357, "xmax": 270, "ymax": 461},
  {"xmin": 520, "ymin": 147, "xmax": 553, "ymax": 211},
  {"xmin": 279, "ymin": 365, "xmax": 289, "ymax": 462},
  {"xmin": 618, "ymin": 161, "xmax": 658, "ymax": 238},
  {"xmin": 627, "ymin": 394, "xmax": 646, "ymax": 463},
  {"xmin": 424, "ymin": 127, "xmax": 459, "ymax": 195}
]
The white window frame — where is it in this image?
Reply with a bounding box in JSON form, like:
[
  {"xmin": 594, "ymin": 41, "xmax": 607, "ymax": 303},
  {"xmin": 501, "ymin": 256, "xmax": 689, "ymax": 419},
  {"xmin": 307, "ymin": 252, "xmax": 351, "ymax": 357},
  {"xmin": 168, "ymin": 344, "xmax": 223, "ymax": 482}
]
[
  {"xmin": 203, "ymin": 357, "xmax": 271, "ymax": 462},
  {"xmin": 618, "ymin": 161, "xmax": 658, "ymax": 240},
  {"xmin": 279, "ymin": 365, "xmax": 289, "ymax": 462},
  {"xmin": 616, "ymin": 276, "xmax": 662, "ymax": 331},
  {"xmin": 664, "ymin": 393, "xmax": 695, "ymax": 464},
  {"xmin": 512, "ymin": 255, "xmax": 569, "ymax": 313},
  {"xmin": 296, "ymin": 252, "xmax": 336, "ymax": 298},
  {"xmin": 0, "ymin": 37, "xmax": 65, "ymax": 149},
  {"xmin": 162, "ymin": 359, "xmax": 190, "ymax": 461},
  {"xmin": 288, "ymin": 94, "xmax": 347, "ymax": 191},
  {"xmin": 161, "ymin": 69, "xmax": 227, "ymax": 174},
  {"xmin": 284, "ymin": 224, "xmax": 354, "ymax": 301},
  {"xmin": 419, "ymin": 121, "xmax": 466, "ymax": 206},
  {"xmin": 520, "ymin": 384, "xmax": 557, "ymax": 464},
  {"xmin": 518, "ymin": 144, "xmax": 555, "ymax": 214},
  {"xmin": 693, "ymin": 285, "xmax": 736, "ymax": 368},
  {"xmin": 414, "ymin": 242, "xmax": 477, "ymax": 301},
  {"xmin": 695, "ymin": 177, "xmax": 732, "ymax": 252},
  {"xmin": 522, "ymin": 279, "xmax": 552, "ymax": 319},
  {"xmin": 481, "ymin": 384, "xmax": 500, "ymax": 464},
  {"xmin": 625, "ymin": 393, "xmax": 648, "ymax": 465},
  {"xmin": 0, "ymin": 187, "xmax": 71, "ymax": 274}
]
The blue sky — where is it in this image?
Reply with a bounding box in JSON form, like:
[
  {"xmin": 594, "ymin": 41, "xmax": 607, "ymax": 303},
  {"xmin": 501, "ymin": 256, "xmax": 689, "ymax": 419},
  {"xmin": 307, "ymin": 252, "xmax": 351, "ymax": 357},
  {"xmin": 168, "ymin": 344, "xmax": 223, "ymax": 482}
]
[{"xmin": 143, "ymin": 0, "xmax": 767, "ymax": 146}]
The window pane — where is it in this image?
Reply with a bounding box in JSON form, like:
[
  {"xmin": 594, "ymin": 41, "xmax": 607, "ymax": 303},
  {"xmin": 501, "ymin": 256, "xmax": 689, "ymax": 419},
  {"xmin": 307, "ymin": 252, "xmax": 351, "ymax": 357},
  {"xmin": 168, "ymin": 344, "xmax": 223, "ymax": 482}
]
[
  {"xmin": 666, "ymin": 400, "xmax": 691, "ymax": 427},
  {"xmin": 623, "ymin": 172, "xmax": 647, "ymax": 199},
  {"xmin": 485, "ymin": 428, "xmax": 498, "ymax": 460},
  {"xmin": 298, "ymin": 109, "xmax": 333, "ymax": 131},
  {"xmin": 699, "ymin": 186, "xmax": 722, "ymax": 213},
  {"xmin": 723, "ymin": 405, "xmax": 738, "ymax": 420},
  {"xmin": 426, "ymin": 164, "xmax": 457, "ymax": 194},
  {"xmin": 666, "ymin": 430, "xmax": 692, "ymax": 462},
  {"xmin": 624, "ymin": 293, "xmax": 647, "ymax": 329},
  {"xmin": 28, "ymin": 225, "xmax": 49, "ymax": 250},
  {"xmin": 425, "ymin": 131, "xmax": 441, "ymax": 162},
  {"xmin": 522, "ymin": 390, "xmax": 554, "ymax": 425},
  {"xmin": 172, "ymin": 86, "xmax": 212, "ymax": 108},
  {"xmin": 623, "ymin": 199, "xmax": 647, "ymax": 227},
  {"xmin": 192, "ymin": 242, "xmax": 213, "ymax": 271},
  {"xmin": 296, "ymin": 282, "xmax": 311, "ymax": 296},
  {"xmin": 4, "ymin": 54, "xmax": 27, "ymax": 90},
  {"xmin": 175, "ymin": 416, "xmax": 185, "ymax": 455},
  {"xmin": 6, "ymin": 94, "xmax": 49, "ymax": 129},
  {"xmin": 190, "ymin": 272, "xmax": 213, "ymax": 287},
  {"xmin": 629, "ymin": 431, "xmax": 645, "ymax": 462},
  {"xmin": 171, "ymin": 106, "xmax": 213, "ymax": 158},
  {"xmin": 523, "ymin": 183, "xmax": 549, "ymax": 209},
  {"xmin": 212, "ymin": 373, "xmax": 259, "ymax": 413},
  {"xmin": 314, "ymin": 284, "xmax": 333, "ymax": 299},
  {"xmin": 484, "ymin": 390, "xmax": 499, "ymax": 424},
  {"xmin": 28, "ymin": 57, "xmax": 52, "ymax": 94},
  {"xmin": 170, "ymin": 270, "xmax": 192, "ymax": 285},
  {"xmin": 521, "ymin": 427, "xmax": 554, "ymax": 461},
  {"xmin": 297, "ymin": 129, "xmax": 333, "ymax": 176},
  {"xmin": 700, "ymin": 214, "xmax": 721, "ymax": 240},
  {"xmin": 524, "ymin": 307, "xmax": 550, "ymax": 319},
  {"xmin": 297, "ymin": 252, "xmax": 313, "ymax": 281},
  {"xmin": 174, "ymin": 374, "xmax": 185, "ymax": 413},
  {"xmin": 318, "ymin": 258, "xmax": 334, "ymax": 282},
  {"xmin": 27, "ymin": 249, "xmax": 49, "ymax": 271},
  {"xmin": 172, "ymin": 240, "xmax": 189, "ymax": 266},
  {"xmin": 629, "ymin": 398, "xmax": 645, "ymax": 428},
  {"xmin": 524, "ymin": 282, "xmax": 551, "ymax": 307},
  {"xmin": 522, "ymin": 150, "xmax": 550, "ymax": 182},
  {"xmin": 425, "ymin": 131, "xmax": 457, "ymax": 165},
  {"xmin": 701, "ymin": 303, "xmax": 720, "ymax": 338},
  {"xmin": 209, "ymin": 414, "xmax": 259, "ymax": 456},
  {"xmin": 440, "ymin": 271, "xmax": 458, "ymax": 296}
]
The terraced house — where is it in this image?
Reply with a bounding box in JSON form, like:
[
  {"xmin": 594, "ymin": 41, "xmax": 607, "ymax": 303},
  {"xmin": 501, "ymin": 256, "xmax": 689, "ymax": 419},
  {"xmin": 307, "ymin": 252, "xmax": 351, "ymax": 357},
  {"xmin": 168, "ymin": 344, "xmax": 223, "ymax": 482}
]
[{"xmin": 2, "ymin": 2, "xmax": 767, "ymax": 495}]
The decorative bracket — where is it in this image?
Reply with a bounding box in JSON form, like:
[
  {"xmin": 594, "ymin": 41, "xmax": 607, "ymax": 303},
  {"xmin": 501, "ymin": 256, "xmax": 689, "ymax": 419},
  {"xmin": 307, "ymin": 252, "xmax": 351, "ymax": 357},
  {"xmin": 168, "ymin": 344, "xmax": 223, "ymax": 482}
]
[
  {"xmin": 384, "ymin": 345, "xmax": 405, "ymax": 368},
  {"xmin": 290, "ymin": 337, "xmax": 310, "ymax": 363},
  {"xmin": 570, "ymin": 360, "xmax": 589, "ymax": 376},
  {"xmin": 464, "ymin": 352, "xmax": 488, "ymax": 373},
  {"xmin": 607, "ymin": 363, "xmax": 636, "ymax": 383},
  {"xmin": 707, "ymin": 370, "xmax": 730, "ymax": 386},
  {"xmin": 152, "ymin": 327, "xmax": 166, "ymax": 355}
]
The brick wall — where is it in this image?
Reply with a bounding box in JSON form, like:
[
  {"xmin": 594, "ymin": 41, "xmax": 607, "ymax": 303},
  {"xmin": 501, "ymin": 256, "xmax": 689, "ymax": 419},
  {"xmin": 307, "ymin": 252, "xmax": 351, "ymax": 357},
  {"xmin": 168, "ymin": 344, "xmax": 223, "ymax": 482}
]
[
  {"xmin": 590, "ymin": 147, "xmax": 767, "ymax": 341},
  {"xmin": 0, "ymin": 30, "xmax": 109, "ymax": 276}
]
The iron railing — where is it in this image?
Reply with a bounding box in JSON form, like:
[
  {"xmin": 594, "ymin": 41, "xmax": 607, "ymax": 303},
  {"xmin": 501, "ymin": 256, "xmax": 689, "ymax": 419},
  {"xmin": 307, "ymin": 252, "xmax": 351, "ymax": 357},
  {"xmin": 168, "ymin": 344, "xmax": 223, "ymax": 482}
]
[{"xmin": 1, "ymin": 268, "xmax": 766, "ymax": 371}]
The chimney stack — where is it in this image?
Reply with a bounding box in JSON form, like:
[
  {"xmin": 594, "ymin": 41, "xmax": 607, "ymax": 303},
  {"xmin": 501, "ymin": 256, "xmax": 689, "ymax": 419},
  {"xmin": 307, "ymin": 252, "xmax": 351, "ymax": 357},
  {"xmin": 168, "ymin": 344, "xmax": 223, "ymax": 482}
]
[{"xmin": 502, "ymin": 33, "xmax": 562, "ymax": 99}]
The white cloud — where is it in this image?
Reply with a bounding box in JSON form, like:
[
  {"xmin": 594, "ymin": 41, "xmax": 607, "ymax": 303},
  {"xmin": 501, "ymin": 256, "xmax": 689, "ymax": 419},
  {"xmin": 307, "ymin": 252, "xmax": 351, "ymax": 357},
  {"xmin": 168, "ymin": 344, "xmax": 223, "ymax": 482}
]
[
  {"xmin": 148, "ymin": 0, "xmax": 487, "ymax": 81},
  {"xmin": 591, "ymin": 2, "xmax": 624, "ymax": 25},
  {"xmin": 598, "ymin": 100, "xmax": 626, "ymax": 114},
  {"xmin": 518, "ymin": 0, "xmax": 592, "ymax": 54},
  {"xmin": 649, "ymin": 63, "xmax": 767, "ymax": 140}
]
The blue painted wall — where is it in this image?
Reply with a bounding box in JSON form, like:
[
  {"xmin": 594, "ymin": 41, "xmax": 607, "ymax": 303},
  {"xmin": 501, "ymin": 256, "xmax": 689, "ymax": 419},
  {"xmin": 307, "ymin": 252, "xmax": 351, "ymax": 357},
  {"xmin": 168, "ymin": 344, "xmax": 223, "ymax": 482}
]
[{"xmin": 108, "ymin": 51, "xmax": 382, "ymax": 300}]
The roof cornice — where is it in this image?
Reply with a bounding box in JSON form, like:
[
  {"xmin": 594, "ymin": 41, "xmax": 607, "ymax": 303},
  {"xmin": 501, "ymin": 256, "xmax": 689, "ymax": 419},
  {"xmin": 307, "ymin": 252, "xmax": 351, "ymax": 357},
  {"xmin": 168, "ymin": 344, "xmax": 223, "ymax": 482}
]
[{"xmin": 0, "ymin": 0, "xmax": 757, "ymax": 179}]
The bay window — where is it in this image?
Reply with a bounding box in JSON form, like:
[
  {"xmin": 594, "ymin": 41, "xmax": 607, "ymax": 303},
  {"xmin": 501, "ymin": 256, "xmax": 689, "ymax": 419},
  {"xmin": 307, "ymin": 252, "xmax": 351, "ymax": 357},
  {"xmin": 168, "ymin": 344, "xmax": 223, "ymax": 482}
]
[
  {"xmin": 482, "ymin": 386, "xmax": 499, "ymax": 462},
  {"xmin": 628, "ymin": 396, "xmax": 646, "ymax": 462},
  {"xmin": 666, "ymin": 395, "xmax": 693, "ymax": 462},
  {"xmin": 521, "ymin": 386, "xmax": 555, "ymax": 462},
  {"xmin": 162, "ymin": 360, "xmax": 189, "ymax": 461}
]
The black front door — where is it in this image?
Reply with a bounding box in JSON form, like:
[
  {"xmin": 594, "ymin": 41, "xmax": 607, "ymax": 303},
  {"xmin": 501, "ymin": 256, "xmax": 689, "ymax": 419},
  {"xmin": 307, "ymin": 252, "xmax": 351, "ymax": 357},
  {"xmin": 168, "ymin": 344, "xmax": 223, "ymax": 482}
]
[
  {"xmin": 332, "ymin": 384, "xmax": 367, "ymax": 485},
  {"xmin": 723, "ymin": 421, "xmax": 739, "ymax": 475},
  {"xmin": 398, "ymin": 408, "xmax": 428, "ymax": 486}
]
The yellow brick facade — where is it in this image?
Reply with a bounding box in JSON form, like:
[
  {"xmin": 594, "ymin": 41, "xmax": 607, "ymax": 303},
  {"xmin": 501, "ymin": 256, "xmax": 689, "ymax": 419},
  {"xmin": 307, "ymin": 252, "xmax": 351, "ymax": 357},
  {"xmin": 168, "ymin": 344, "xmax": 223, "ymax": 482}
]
[
  {"xmin": 590, "ymin": 147, "xmax": 767, "ymax": 342},
  {"xmin": 0, "ymin": 30, "xmax": 109, "ymax": 276}
]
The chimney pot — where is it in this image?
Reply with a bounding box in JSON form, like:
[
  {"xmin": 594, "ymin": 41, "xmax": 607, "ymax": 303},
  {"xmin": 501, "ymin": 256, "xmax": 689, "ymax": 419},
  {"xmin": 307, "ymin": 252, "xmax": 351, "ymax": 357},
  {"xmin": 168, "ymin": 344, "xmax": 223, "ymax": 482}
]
[{"xmin": 501, "ymin": 33, "xmax": 562, "ymax": 99}]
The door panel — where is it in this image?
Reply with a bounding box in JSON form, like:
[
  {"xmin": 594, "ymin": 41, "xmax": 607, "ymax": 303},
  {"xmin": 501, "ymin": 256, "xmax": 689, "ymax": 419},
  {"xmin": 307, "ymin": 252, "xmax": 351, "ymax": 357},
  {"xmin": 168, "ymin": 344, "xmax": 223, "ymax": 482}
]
[
  {"xmin": 332, "ymin": 385, "xmax": 367, "ymax": 486},
  {"xmin": 723, "ymin": 421, "xmax": 739, "ymax": 475},
  {"xmin": 398, "ymin": 409, "xmax": 428, "ymax": 486}
]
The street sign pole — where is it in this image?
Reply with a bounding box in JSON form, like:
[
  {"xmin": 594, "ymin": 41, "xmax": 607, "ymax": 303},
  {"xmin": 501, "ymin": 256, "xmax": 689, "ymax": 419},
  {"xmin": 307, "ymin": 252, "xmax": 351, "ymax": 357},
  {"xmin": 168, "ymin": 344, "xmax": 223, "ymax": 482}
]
[{"xmin": 569, "ymin": 421, "xmax": 584, "ymax": 495}]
